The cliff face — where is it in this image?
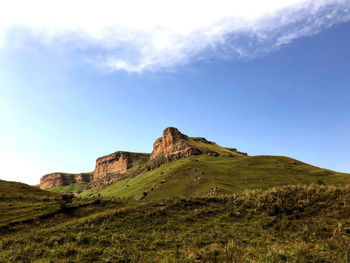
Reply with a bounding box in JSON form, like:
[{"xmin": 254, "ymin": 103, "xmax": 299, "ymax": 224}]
[
  {"xmin": 150, "ymin": 127, "xmax": 201, "ymax": 160},
  {"xmin": 40, "ymin": 173, "xmax": 64, "ymax": 189},
  {"xmin": 93, "ymin": 151, "xmax": 150, "ymax": 180},
  {"xmin": 40, "ymin": 173, "xmax": 93, "ymax": 190}
]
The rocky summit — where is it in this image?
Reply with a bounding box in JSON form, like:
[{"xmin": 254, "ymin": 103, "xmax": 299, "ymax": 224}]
[{"xmin": 151, "ymin": 127, "xmax": 202, "ymax": 160}]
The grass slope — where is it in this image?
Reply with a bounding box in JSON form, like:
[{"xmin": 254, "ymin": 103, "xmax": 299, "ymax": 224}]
[
  {"xmin": 48, "ymin": 183, "xmax": 88, "ymax": 193},
  {"xmin": 80, "ymin": 155, "xmax": 350, "ymax": 200},
  {"xmin": 2, "ymin": 184, "xmax": 350, "ymax": 262},
  {"xmin": 186, "ymin": 136, "xmax": 245, "ymax": 156},
  {"xmin": 0, "ymin": 180, "xmax": 60, "ymax": 227}
]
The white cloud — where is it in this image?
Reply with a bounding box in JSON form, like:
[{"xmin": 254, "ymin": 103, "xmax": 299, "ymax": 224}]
[{"xmin": 0, "ymin": 0, "xmax": 349, "ymax": 72}]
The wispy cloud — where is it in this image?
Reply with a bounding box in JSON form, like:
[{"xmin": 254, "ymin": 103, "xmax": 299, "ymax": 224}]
[{"xmin": 0, "ymin": 0, "xmax": 349, "ymax": 72}]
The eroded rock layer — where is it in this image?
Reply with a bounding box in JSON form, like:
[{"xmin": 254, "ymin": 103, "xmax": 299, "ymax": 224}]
[
  {"xmin": 93, "ymin": 151, "xmax": 150, "ymax": 180},
  {"xmin": 40, "ymin": 173, "xmax": 93, "ymax": 189},
  {"xmin": 150, "ymin": 127, "xmax": 202, "ymax": 160}
]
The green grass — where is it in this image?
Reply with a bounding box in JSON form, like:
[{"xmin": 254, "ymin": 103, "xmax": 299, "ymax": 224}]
[
  {"xmin": 2, "ymin": 184, "xmax": 350, "ymax": 262},
  {"xmin": 0, "ymin": 180, "xmax": 58, "ymax": 200},
  {"xmin": 48, "ymin": 183, "xmax": 88, "ymax": 193},
  {"xmin": 186, "ymin": 136, "xmax": 245, "ymax": 156},
  {"xmin": 0, "ymin": 180, "xmax": 61, "ymax": 227},
  {"xmin": 2, "ymin": 149, "xmax": 350, "ymax": 262},
  {"xmin": 80, "ymin": 155, "xmax": 350, "ymax": 200}
]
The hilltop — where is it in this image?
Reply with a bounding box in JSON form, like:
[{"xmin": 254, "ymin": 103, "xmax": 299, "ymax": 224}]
[{"xmin": 40, "ymin": 127, "xmax": 350, "ymax": 200}]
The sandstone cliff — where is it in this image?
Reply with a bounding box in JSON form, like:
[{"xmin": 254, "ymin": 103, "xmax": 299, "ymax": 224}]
[
  {"xmin": 150, "ymin": 127, "xmax": 202, "ymax": 160},
  {"xmin": 150, "ymin": 127, "xmax": 248, "ymax": 163},
  {"xmin": 93, "ymin": 151, "xmax": 150, "ymax": 180},
  {"xmin": 40, "ymin": 172, "xmax": 93, "ymax": 190}
]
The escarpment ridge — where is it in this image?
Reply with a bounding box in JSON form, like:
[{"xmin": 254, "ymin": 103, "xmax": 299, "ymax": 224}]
[
  {"xmin": 39, "ymin": 127, "xmax": 247, "ymax": 190},
  {"xmin": 151, "ymin": 127, "xmax": 202, "ymax": 160},
  {"xmin": 40, "ymin": 172, "xmax": 93, "ymax": 190},
  {"xmin": 94, "ymin": 151, "xmax": 150, "ymax": 180}
]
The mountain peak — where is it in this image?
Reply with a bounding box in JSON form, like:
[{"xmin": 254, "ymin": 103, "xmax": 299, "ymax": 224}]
[{"xmin": 151, "ymin": 127, "xmax": 201, "ymax": 160}]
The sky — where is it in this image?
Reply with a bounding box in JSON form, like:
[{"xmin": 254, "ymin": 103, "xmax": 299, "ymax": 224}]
[{"xmin": 0, "ymin": 0, "xmax": 349, "ymax": 185}]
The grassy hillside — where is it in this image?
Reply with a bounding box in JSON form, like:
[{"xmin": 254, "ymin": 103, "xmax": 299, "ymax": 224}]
[
  {"xmin": 2, "ymin": 184, "xmax": 350, "ymax": 262},
  {"xmin": 80, "ymin": 154, "xmax": 350, "ymax": 200},
  {"xmin": 0, "ymin": 180, "xmax": 61, "ymax": 227},
  {"xmin": 186, "ymin": 136, "xmax": 245, "ymax": 156},
  {"xmin": 0, "ymin": 180, "xmax": 58, "ymax": 199},
  {"xmin": 48, "ymin": 183, "xmax": 88, "ymax": 193}
]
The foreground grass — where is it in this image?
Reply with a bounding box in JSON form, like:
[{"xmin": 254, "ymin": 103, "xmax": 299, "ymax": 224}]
[{"xmin": 2, "ymin": 184, "xmax": 350, "ymax": 262}]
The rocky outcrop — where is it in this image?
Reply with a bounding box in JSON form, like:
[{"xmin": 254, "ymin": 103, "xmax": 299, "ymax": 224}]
[
  {"xmin": 40, "ymin": 173, "xmax": 66, "ymax": 189},
  {"xmin": 76, "ymin": 173, "xmax": 94, "ymax": 183},
  {"xmin": 40, "ymin": 127, "xmax": 248, "ymax": 191},
  {"xmin": 93, "ymin": 151, "xmax": 150, "ymax": 180},
  {"xmin": 86, "ymin": 174, "xmax": 125, "ymax": 189},
  {"xmin": 40, "ymin": 173, "xmax": 93, "ymax": 190},
  {"xmin": 225, "ymin": 148, "xmax": 248, "ymax": 156},
  {"xmin": 150, "ymin": 127, "xmax": 202, "ymax": 160},
  {"xmin": 133, "ymin": 192, "xmax": 147, "ymax": 200},
  {"xmin": 86, "ymin": 167, "xmax": 142, "ymax": 190}
]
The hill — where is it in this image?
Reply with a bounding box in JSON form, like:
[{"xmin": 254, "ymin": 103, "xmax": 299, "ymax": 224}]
[
  {"xmin": 38, "ymin": 127, "xmax": 350, "ymax": 200},
  {"xmin": 80, "ymin": 154, "xmax": 350, "ymax": 200},
  {"xmin": 2, "ymin": 127, "xmax": 350, "ymax": 262}
]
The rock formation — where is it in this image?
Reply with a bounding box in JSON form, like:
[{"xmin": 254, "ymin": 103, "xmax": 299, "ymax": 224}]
[
  {"xmin": 225, "ymin": 147, "xmax": 248, "ymax": 156},
  {"xmin": 40, "ymin": 127, "xmax": 248, "ymax": 190},
  {"xmin": 150, "ymin": 127, "xmax": 202, "ymax": 160},
  {"xmin": 93, "ymin": 151, "xmax": 150, "ymax": 180},
  {"xmin": 40, "ymin": 173, "xmax": 93, "ymax": 190}
]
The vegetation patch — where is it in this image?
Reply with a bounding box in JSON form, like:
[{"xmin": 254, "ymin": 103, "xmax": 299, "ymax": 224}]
[{"xmin": 48, "ymin": 183, "xmax": 88, "ymax": 193}]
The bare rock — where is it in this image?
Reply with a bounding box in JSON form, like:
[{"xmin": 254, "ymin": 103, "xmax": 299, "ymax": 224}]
[
  {"xmin": 150, "ymin": 127, "xmax": 201, "ymax": 160},
  {"xmin": 207, "ymin": 150, "xmax": 219, "ymax": 157},
  {"xmin": 40, "ymin": 173, "xmax": 93, "ymax": 190},
  {"xmin": 94, "ymin": 151, "xmax": 149, "ymax": 180},
  {"xmin": 133, "ymin": 192, "xmax": 147, "ymax": 200},
  {"xmin": 75, "ymin": 174, "xmax": 93, "ymax": 183}
]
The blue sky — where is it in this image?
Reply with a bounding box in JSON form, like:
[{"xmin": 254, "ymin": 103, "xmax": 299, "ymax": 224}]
[{"xmin": 0, "ymin": 0, "xmax": 350, "ymax": 184}]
